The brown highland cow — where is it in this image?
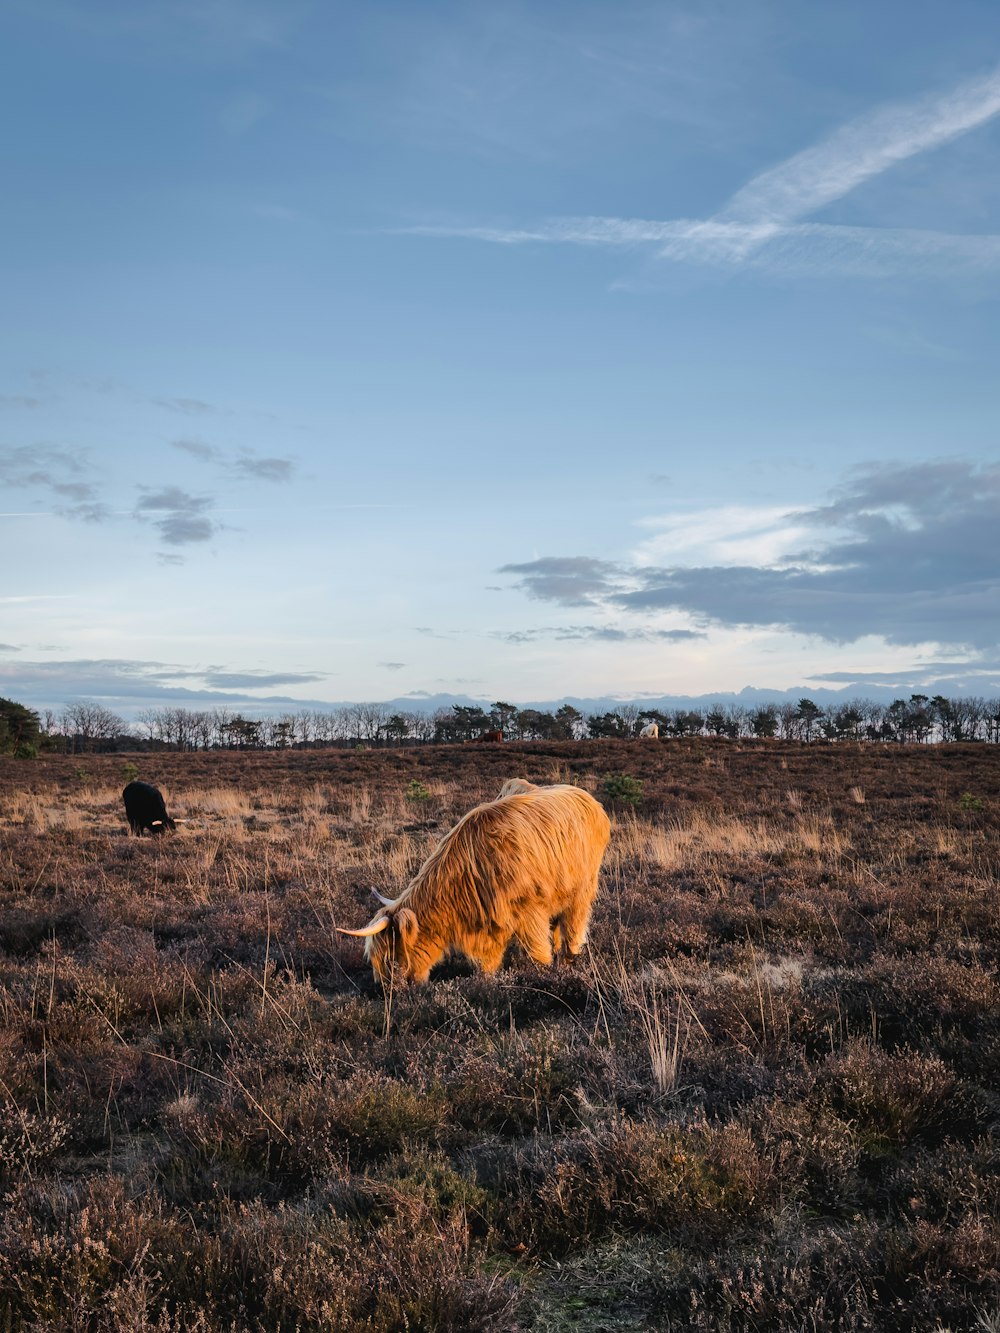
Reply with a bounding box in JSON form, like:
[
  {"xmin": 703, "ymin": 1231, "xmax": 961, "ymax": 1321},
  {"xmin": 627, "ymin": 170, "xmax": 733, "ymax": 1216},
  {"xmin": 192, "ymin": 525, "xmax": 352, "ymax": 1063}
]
[{"xmin": 339, "ymin": 779, "xmax": 611, "ymax": 984}]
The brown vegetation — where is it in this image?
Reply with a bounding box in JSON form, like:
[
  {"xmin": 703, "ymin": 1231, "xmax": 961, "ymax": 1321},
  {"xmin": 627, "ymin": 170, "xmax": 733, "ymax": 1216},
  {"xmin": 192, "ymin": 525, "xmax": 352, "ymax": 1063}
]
[{"xmin": 0, "ymin": 739, "xmax": 998, "ymax": 1330}]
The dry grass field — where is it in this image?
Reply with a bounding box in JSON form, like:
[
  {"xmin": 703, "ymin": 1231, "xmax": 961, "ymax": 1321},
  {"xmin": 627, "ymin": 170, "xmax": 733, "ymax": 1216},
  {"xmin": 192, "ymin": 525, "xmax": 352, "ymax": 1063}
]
[{"xmin": 1, "ymin": 739, "xmax": 999, "ymax": 1331}]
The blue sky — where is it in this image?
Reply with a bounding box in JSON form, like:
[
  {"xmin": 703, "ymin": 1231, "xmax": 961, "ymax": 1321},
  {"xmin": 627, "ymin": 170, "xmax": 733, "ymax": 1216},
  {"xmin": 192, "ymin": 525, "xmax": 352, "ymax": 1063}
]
[{"xmin": 2, "ymin": 1, "xmax": 999, "ymax": 716}]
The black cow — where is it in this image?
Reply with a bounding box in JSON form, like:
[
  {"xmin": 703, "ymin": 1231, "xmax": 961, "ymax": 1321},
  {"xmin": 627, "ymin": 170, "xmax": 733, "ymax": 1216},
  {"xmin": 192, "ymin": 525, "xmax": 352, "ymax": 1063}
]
[{"xmin": 122, "ymin": 780, "xmax": 176, "ymax": 835}]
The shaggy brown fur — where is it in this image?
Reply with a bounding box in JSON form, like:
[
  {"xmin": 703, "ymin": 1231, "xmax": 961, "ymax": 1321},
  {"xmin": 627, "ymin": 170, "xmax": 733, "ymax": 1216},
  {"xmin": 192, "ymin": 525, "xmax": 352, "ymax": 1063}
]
[{"xmin": 340, "ymin": 779, "xmax": 611, "ymax": 984}]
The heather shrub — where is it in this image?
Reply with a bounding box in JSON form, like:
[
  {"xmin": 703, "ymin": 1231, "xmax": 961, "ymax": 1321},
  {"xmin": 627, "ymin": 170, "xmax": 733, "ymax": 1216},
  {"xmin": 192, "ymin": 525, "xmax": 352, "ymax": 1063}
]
[
  {"xmin": 830, "ymin": 955, "xmax": 999, "ymax": 1047},
  {"xmin": 476, "ymin": 1118, "xmax": 781, "ymax": 1258},
  {"xmin": 159, "ymin": 1073, "xmax": 451, "ymax": 1203},
  {"xmin": 447, "ymin": 1028, "xmax": 584, "ymax": 1135},
  {"xmin": 0, "ymin": 1175, "xmax": 519, "ymax": 1332},
  {"xmin": 761, "ymin": 1100, "xmax": 862, "ymax": 1215},
  {"xmin": 0, "ymin": 1106, "xmax": 71, "ymax": 1180},
  {"xmin": 814, "ymin": 1043, "xmax": 961, "ymax": 1151},
  {"xmin": 648, "ymin": 1220, "xmax": 886, "ymax": 1331}
]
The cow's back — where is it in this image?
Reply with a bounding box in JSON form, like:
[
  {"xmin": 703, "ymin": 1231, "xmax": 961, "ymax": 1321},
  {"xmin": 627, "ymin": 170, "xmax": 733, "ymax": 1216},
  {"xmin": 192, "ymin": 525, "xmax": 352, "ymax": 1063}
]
[{"xmin": 410, "ymin": 783, "xmax": 609, "ymax": 930}]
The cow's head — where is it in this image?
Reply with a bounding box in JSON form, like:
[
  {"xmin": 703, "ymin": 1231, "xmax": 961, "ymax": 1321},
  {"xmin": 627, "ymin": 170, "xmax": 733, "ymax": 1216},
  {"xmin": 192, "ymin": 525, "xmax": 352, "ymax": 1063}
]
[{"xmin": 338, "ymin": 900, "xmax": 422, "ymax": 984}]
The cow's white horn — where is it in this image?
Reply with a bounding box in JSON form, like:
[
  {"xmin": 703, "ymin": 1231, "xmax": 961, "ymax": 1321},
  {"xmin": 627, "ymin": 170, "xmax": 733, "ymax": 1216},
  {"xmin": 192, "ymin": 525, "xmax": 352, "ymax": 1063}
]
[
  {"xmin": 337, "ymin": 918, "xmax": 390, "ymax": 938},
  {"xmin": 371, "ymin": 889, "xmax": 394, "ymax": 906}
]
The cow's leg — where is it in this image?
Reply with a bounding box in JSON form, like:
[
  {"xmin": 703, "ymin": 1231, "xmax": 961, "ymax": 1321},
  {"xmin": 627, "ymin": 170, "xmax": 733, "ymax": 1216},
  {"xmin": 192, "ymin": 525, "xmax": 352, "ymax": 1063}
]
[
  {"xmin": 516, "ymin": 912, "xmax": 554, "ymax": 967},
  {"xmin": 551, "ymin": 920, "xmax": 564, "ymax": 959},
  {"xmin": 477, "ymin": 936, "xmax": 508, "ymax": 974},
  {"xmin": 559, "ymin": 885, "xmax": 598, "ymax": 958}
]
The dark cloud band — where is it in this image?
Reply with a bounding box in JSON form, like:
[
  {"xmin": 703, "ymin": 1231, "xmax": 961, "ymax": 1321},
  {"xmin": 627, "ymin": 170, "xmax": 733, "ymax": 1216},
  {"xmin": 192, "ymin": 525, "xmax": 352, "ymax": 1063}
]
[{"xmin": 500, "ymin": 460, "xmax": 1000, "ymax": 651}]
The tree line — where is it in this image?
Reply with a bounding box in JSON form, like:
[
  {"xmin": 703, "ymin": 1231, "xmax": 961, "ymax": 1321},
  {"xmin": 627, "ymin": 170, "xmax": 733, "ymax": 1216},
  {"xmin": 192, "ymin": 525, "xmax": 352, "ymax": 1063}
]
[{"xmin": 4, "ymin": 692, "xmax": 1000, "ymax": 756}]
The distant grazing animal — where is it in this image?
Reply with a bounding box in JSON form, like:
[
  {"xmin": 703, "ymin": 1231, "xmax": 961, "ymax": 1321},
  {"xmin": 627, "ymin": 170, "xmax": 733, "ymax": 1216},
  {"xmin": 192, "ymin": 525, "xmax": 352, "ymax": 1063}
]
[
  {"xmin": 639, "ymin": 721, "xmax": 659, "ymax": 739},
  {"xmin": 122, "ymin": 781, "xmax": 176, "ymax": 835},
  {"xmin": 469, "ymin": 730, "xmax": 503, "ymax": 744},
  {"xmin": 338, "ymin": 778, "xmax": 611, "ymax": 984}
]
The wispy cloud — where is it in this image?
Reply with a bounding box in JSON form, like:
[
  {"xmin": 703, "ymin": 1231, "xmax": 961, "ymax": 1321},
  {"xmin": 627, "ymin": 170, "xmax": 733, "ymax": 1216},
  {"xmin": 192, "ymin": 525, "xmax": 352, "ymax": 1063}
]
[
  {"xmin": 61, "ymin": 502, "xmax": 112, "ymax": 523},
  {"xmin": 720, "ymin": 63, "xmax": 1000, "ymax": 229},
  {"xmin": 171, "ymin": 438, "xmax": 217, "ymax": 461},
  {"xmin": 661, "ymin": 223, "xmax": 1000, "ymax": 277},
  {"xmin": 232, "ymin": 455, "xmax": 293, "ymax": 482},
  {"xmin": 0, "ymin": 407, "xmax": 293, "ymax": 556},
  {"xmin": 408, "ymin": 215, "xmax": 1000, "ymax": 273},
  {"xmin": 408, "ymin": 63, "xmax": 1000, "ymax": 277},
  {"xmin": 633, "ymin": 504, "xmax": 811, "ymax": 569},
  {"xmin": 153, "ymin": 396, "xmax": 217, "ymax": 415},
  {"xmin": 407, "ymin": 216, "xmax": 1000, "ymax": 275},
  {"xmin": 0, "ymin": 656, "xmax": 329, "ymax": 711},
  {"xmin": 0, "ymin": 445, "xmax": 110, "ymax": 521},
  {"xmin": 202, "ymin": 668, "xmax": 327, "ymax": 688},
  {"xmin": 134, "ymin": 485, "xmax": 217, "ymax": 546},
  {"xmin": 169, "ymin": 438, "xmax": 295, "ymax": 482},
  {"xmin": 0, "ymin": 395, "xmax": 43, "ymax": 409},
  {"xmin": 0, "ymin": 444, "xmax": 90, "ymax": 493},
  {"xmin": 492, "ymin": 624, "xmax": 704, "ymax": 644},
  {"xmin": 497, "ymin": 556, "xmax": 627, "ymax": 606},
  {"xmin": 809, "ymin": 661, "xmax": 1000, "ymax": 686}
]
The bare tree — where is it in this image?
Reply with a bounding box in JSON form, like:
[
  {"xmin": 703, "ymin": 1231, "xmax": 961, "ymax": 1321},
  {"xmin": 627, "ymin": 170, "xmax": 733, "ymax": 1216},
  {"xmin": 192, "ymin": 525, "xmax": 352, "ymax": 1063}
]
[
  {"xmin": 617, "ymin": 703, "xmax": 642, "ymax": 736},
  {"xmin": 405, "ymin": 711, "xmax": 435, "ymax": 743},
  {"xmin": 294, "ymin": 710, "xmax": 315, "ymax": 746},
  {"xmin": 188, "ymin": 711, "xmax": 213, "ymax": 750},
  {"xmin": 776, "ymin": 703, "xmax": 799, "ymax": 741},
  {"xmin": 163, "ymin": 708, "xmax": 196, "ymax": 751},
  {"xmin": 61, "ymin": 701, "xmax": 128, "ymax": 752},
  {"xmin": 212, "ymin": 708, "xmax": 234, "ymax": 748},
  {"xmin": 339, "ymin": 703, "xmax": 390, "ymax": 744},
  {"xmin": 136, "ymin": 709, "xmax": 161, "ymax": 746}
]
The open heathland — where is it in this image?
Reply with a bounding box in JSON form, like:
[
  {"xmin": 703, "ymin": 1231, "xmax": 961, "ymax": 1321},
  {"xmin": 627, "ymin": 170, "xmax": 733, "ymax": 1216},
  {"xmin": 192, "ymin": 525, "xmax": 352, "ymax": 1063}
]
[{"xmin": 0, "ymin": 739, "xmax": 999, "ymax": 1331}]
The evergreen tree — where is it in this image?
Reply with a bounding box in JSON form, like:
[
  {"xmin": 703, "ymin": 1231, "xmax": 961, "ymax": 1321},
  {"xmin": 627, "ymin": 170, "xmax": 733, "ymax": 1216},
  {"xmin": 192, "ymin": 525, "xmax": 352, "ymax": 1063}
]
[{"xmin": 0, "ymin": 698, "xmax": 42, "ymax": 756}]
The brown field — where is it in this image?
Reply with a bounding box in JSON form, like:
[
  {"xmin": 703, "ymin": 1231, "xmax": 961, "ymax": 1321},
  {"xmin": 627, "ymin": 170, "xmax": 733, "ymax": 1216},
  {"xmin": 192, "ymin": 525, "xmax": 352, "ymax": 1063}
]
[{"xmin": 1, "ymin": 739, "xmax": 999, "ymax": 1331}]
